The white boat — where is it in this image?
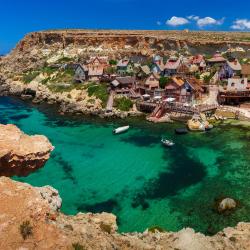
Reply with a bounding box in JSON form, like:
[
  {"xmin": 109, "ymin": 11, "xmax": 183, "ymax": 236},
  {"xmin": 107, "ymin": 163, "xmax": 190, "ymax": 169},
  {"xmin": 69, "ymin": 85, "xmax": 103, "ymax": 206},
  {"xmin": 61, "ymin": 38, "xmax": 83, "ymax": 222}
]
[
  {"xmin": 113, "ymin": 125, "xmax": 130, "ymax": 134},
  {"xmin": 161, "ymin": 139, "xmax": 175, "ymax": 147}
]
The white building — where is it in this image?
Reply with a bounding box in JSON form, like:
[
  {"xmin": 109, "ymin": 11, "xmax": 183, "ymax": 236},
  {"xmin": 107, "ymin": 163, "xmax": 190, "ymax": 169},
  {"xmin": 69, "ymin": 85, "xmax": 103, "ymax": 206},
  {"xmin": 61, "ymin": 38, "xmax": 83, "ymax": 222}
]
[{"xmin": 227, "ymin": 77, "xmax": 248, "ymax": 91}]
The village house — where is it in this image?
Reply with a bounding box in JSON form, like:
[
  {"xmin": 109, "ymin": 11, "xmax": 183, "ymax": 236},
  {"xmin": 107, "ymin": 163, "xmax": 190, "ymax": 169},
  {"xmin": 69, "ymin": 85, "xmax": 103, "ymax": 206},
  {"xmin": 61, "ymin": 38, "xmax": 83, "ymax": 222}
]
[
  {"xmin": 206, "ymin": 51, "xmax": 227, "ymax": 67},
  {"xmin": 86, "ymin": 57, "xmax": 108, "ymax": 81},
  {"xmin": 165, "ymin": 77, "xmax": 202, "ymax": 103},
  {"xmin": 73, "ymin": 64, "xmax": 88, "ymax": 83},
  {"xmin": 164, "ymin": 56, "xmax": 181, "ymax": 76},
  {"xmin": 117, "ymin": 59, "xmax": 134, "ymax": 76},
  {"xmin": 176, "ymin": 60, "xmax": 190, "ymax": 76},
  {"xmin": 143, "ymin": 73, "xmax": 160, "ymax": 90},
  {"xmin": 165, "ymin": 76, "xmax": 185, "ymax": 100},
  {"xmin": 226, "ymin": 77, "xmax": 248, "ymax": 91},
  {"xmin": 219, "ymin": 58, "xmax": 242, "ymax": 80},
  {"xmin": 111, "ymin": 76, "xmax": 136, "ymax": 95},
  {"xmin": 152, "ymin": 55, "xmax": 165, "ymax": 74},
  {"xmin": 135, "ymin": 65, "xmax": 151, "ymax": 80},
  {"xmin": 190, "ymin": 55, "xmax": 206, "ymax": 71}
]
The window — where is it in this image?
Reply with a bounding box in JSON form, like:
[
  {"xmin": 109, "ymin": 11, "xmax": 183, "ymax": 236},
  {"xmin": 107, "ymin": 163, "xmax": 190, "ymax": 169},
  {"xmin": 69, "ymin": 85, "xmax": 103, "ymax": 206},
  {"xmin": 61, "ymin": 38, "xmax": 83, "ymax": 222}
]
[
  {"xmin": 231, "ymin": 82, "xmax": 235, "ymax": 87},
  {"xmin": 241, "ymin": 80, "xmax": 244, "ymax": 84}
]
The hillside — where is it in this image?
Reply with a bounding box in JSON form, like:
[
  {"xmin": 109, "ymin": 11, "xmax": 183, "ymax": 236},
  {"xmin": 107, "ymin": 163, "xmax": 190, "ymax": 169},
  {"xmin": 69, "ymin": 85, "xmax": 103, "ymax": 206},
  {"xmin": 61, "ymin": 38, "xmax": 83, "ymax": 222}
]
[{"xmin": 1, "ymin": 29, "xmax": 250, "ymax": 74}]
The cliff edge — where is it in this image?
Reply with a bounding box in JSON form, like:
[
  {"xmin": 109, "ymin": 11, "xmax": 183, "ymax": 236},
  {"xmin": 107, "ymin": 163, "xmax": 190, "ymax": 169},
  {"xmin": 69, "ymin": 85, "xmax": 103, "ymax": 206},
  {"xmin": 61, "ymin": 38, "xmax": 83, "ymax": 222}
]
[
  {"xmin": 0, "ymin": 176, "xmax": 250, "ymax": 250},
  {"xmin": 0, "ymin": 124, "xmax": 54, "ymax": 176}
]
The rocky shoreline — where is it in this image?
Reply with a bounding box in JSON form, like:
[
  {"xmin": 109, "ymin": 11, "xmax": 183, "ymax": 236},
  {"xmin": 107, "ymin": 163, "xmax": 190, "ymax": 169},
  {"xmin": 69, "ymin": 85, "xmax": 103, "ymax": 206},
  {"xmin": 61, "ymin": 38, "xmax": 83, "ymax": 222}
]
[
  {"xmin": 0, "ymin": 75, "xmax": 143, "ymax": 119},
  {"xmin": 1, "ymin": 176, "xmax": 250, "ymax": 250}
]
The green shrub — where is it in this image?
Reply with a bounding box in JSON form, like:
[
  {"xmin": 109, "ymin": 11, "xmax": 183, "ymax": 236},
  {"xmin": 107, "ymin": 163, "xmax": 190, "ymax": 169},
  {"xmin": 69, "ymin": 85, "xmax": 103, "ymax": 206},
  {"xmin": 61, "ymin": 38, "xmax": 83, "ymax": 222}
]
[
  {"xmin": 48, "ymin": 83, "xmax": 83, "ymax": 93},
  {"xmin": 159, "ymin": 76, "xmax": 171, "ymax": 89},
  {"xmin": 42, "ymin": 66, "xmax": 57, "ymax": 75},
  {"xmin": 203, "ymin": 74, "xmax": 212, "ymax": 84},
  {"xmin": 20, "ymin": 221, "xmax": 33, "ymax": 240},
  {"xmin": 109, "ymin": 59, "xmax": 117, "ymax": 65},
  {"xmin": 22, "ymin": 71, "xmax": 40, "ymax": 84},
  {"xmin": 114, "ymin": 97, "xmax": 133, "ymax": 111},
  {"xmin": 57, "ymin": 56, "xmax": 72, "ymax": 63},
  {"xmin": 87, "ymin": 84, "xmax": 108, "ymax": 107},
  {"xmin": 72, "ymin": 242, "xmax": 85, "ymax": 250}
]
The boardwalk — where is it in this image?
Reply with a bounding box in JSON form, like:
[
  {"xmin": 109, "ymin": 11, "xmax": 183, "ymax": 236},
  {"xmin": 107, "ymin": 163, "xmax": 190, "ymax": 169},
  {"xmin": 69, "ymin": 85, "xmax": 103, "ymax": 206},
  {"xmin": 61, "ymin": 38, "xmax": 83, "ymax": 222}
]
[
  {"xmin": 150, "ymin": 102, "xmax": 218, "ymax": 118},
  {"xmin": 106, "ymin": 91, "xmax": 114, "ymax": 112}
]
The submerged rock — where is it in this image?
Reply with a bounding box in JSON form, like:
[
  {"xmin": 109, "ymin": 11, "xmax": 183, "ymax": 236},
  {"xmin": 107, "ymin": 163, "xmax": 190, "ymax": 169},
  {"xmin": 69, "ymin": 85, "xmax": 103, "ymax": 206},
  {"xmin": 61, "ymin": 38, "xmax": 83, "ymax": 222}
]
[
  {"xmin": 0, "ymin": 124, "xmax": 54, "ymax": 176},
  {"xmin": 218, "ymin": 198, "xmax": 237, "ymax": 213}
]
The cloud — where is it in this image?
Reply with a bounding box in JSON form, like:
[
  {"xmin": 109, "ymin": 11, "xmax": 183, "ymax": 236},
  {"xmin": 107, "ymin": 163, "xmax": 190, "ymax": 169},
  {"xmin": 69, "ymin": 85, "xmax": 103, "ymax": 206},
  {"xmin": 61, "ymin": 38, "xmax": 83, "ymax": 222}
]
[
  {"xmin": 231, "ymin": 19, "xmax": 250, "ymax": 30},
  {"xmin": 187, "ymin": 15, "xmax": 199, "ymax": 21},
  {"xmin": 156, "ymin": 21, "xmax": 162, "ymax": 26},
  {"xmin": 196, "ymin": 17, "xmax": 224, "ymax": 28},
  {"xmin": 166, "ymin": 16, "xmax": 189, "ymax": 26}
]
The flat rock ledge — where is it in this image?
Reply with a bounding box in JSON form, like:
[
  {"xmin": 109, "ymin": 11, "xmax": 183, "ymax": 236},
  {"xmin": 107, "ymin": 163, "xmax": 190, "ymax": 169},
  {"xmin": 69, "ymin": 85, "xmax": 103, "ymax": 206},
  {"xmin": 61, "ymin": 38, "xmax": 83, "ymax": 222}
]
[
  {"xmin": 0, "ymin": 177, "xmax": 250, "ymax": 250},
  {"xmin": 0, "ymin": 124, "xmax": 54, "ymax": 176}
]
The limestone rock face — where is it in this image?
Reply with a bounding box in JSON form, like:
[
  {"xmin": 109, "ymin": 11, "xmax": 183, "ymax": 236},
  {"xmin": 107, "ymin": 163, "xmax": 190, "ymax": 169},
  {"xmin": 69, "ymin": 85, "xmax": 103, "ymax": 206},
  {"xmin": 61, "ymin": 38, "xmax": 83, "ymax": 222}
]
[
  {"xmin": 0, "ymin": 124, "xmax": 54, "ymax": 176},
  {"xmin": 218, "ymin": 198, "xmax": 237, "ymax": 213},
  {"xmin": 2, "ymin": 30, "xmax": 250, "ymax": 74},
  {"xmin": 0, "ymin": 177, "xmax": 250, "ymax": 250}
]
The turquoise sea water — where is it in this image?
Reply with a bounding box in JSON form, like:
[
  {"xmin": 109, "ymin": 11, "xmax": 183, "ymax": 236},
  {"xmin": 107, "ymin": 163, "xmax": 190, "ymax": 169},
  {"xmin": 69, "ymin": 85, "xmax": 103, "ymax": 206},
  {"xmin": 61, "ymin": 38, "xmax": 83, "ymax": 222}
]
[{"xmin": 1, "ymin": 96, "xmax": 250, "ymax": 234}]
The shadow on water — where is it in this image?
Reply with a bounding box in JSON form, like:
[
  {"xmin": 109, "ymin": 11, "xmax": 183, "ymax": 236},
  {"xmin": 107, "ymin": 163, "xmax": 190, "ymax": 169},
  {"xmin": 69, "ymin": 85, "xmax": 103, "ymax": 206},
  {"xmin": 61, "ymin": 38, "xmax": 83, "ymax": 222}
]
[
  {"xmin": 132, "ymin": 144, "xmax": 206, "ymax": 209},
  {"xmin": 9, "ymin": 114, "xmax": 30, "ymax": 121},
  {"xmin": 77, "ymin": 198, "xmax": 120, "ymax": 214},
  {"xmin": 120, "ymin": 132, "xmax": 160, "ymax": 147},
  {"xmin": 51, "ymin": 153, "xmax": 77, "ymax": 184}
]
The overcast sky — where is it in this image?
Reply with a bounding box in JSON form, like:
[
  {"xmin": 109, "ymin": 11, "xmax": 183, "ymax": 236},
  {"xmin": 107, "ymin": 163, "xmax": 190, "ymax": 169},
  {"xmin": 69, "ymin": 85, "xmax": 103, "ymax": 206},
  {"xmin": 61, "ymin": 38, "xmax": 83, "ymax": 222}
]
[{"xmin": 1, "ymin": 0, "xmax": 250, "ymax": 54}]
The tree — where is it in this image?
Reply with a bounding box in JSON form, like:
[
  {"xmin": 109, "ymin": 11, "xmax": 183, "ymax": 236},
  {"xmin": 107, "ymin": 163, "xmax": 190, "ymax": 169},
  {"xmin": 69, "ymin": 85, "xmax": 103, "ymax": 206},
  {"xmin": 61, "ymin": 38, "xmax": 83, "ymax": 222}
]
[
  {"xmin": 159, "ymin": 76, "xmax": 171, "ymax": 89},
  {"xmin": 109, "ymin": 59, "xmax": 117, "ymax": 66},
  {"xmin": 105, "ymin": 66, "xmax": 116, "ymax": 74}
]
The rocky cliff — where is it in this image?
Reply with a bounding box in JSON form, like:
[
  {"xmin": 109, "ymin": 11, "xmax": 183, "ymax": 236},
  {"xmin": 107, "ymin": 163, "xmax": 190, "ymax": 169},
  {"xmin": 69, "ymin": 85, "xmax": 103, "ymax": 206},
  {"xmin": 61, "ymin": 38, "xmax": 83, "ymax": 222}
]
[
  {"xmin": 0, "ymin": 176, "xmax": 250, "ymax": 250},
  {"xmin": 1, "ymin": 30, "xmax": 250, "ymax": 73},
  {"xmin": 0, "ymin": 124, "xmax": 54, "ymax": 176}
]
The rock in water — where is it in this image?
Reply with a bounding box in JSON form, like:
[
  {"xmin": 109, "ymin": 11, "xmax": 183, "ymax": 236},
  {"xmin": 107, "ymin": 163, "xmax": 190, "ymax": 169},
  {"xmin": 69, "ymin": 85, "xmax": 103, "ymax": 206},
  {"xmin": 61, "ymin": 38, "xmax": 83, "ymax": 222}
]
[
  {"xmin": 218, "ymin": 198, "xmax": 237, "ymax": 213},
  {"xmin": 0, "ymin": 124, "xmax": 54, "ymax": 176}
]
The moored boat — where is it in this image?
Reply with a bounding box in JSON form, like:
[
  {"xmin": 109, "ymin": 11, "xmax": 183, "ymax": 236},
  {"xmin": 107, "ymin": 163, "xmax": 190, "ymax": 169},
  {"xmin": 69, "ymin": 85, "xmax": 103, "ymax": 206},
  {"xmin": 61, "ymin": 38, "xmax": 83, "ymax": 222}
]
[
  {"xmin": 113, "ymin": 125, "xmax": 130, "ymax": 134},
  {"xmin": 161, "ymin": 139, "xmax": 175, "ymax": 147},
  {"xmin": 175, "ymin": 128, "xmax": 188, "ymax": 135}
]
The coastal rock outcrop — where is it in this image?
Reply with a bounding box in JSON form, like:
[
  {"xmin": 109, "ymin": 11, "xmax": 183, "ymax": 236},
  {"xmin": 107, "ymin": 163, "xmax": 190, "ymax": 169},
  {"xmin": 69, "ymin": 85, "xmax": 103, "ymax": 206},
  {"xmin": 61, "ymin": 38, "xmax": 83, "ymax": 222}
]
[
  {"xmin": 218, "ymin": 198, "xmax": 237, "ymax": 213},
  {"xmin": 0, "ymin": 124, "xmax": 54, "ymax": 176},
  {"xmin": 0, "ymin": 177, "xmax": 250, "ymax": 250}
]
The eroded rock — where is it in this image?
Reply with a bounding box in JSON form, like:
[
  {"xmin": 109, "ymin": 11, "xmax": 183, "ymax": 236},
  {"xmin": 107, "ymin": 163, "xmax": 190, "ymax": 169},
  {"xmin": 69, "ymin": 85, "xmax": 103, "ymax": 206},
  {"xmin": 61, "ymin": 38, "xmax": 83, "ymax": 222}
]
[{"xmin": 0, "ymin": 124, "xmax": 54, "ymax": 176}]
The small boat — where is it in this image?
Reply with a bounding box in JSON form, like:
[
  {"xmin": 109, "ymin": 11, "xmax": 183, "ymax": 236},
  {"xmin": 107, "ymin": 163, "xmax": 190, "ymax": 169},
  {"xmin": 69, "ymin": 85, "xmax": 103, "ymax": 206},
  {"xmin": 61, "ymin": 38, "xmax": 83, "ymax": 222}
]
[
  {"xmin": 113, "ymin": 125, "xmax": 130, "ymax": 134},
  {"xmin": 161, "ymin": 139, "xmax": 175, "ymax": 147},
  {"xmin": 175, "ymin": 128, "xmax": 188, "ymax": 135}
]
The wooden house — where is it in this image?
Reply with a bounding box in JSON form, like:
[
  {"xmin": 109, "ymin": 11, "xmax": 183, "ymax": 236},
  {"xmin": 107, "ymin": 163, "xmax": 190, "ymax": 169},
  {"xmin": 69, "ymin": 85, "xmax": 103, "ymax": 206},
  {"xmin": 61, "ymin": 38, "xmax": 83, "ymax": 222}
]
[
  {"xmin": 206, "ymin": 52, "xmax": 226, "ymax": 67},
  {"xmin": 152, "ymin": 55, "xmax": 165, "ymax": 74},
  {"xmin": 190, "ymin": 55, "xmax": 206, "ymax": 71},
  {"xmin": 144, "ymin": 73, "xmax": 160, "ymax": 90},
  {"xmin": 226, "ymin": 77, "xmax": 248, "ymax": 91},
  {"xmin": 111, "ymin": 76, "xmax": 136, "ymax": 89},
  {"xmin": 135, "ymin": 65, "xmax": 151, "ymax": 80},
  {"xmin": 165, "ymin": 77, "xmax": 185, "ymax": 99},
  {"xmin": 165, "ymin": 77, "xmax": 202, "ymax": 103},
  {"xmin": 219, "ymin": 58, "xmax": 242, "ymax": 80},
  {"xmin": 86, "ymin": 57, "xmax": 108, "ymax": 81},
  {"xmin": 73, "ymin": 64, "xmax": 88, "ymax": 83},
  {"xmin": 117, "ymin": 59, "xmax": 134, "ymax": 76},
  {"xmin": 164, "ymin": 56, "xmax": 181, "ymax": 76}
]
